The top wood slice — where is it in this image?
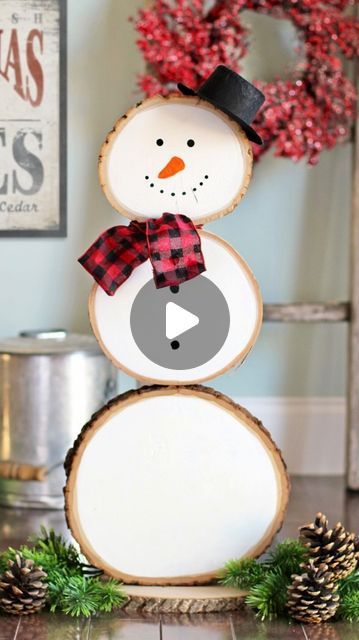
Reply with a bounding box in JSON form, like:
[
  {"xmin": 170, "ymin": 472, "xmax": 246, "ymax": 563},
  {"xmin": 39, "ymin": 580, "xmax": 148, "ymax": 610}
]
[{"xmin": 98, "ymin": 95, "xmax": 253, "ymax": 225}]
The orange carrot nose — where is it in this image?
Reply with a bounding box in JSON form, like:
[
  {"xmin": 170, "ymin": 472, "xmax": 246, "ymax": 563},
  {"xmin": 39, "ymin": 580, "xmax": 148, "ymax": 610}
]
[{"xmin": 158, "ymin": 156, "xmax": 185, "ymax": 179}]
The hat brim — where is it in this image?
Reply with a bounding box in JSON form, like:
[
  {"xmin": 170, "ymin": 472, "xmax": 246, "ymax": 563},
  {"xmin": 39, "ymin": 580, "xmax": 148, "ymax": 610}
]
[{"xmin": 177, "ymin": 82, "xmax": 263, "ymax": 145}]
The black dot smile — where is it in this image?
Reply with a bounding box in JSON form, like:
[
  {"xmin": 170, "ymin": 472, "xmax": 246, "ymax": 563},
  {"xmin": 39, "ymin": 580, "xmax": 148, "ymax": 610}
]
[{"xmin": 144, "ymin": 175, "xmax": 209, "ymax": 197}]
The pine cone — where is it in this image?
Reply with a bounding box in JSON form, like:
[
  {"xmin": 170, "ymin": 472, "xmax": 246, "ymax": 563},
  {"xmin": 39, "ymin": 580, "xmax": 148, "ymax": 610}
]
[
  {"xmin": 287, "ymin": 561, "xmax": 340, "ymax": 624},
  {"xmin": 299, "ymin": 513, "xmax": 357, "ymax": 580},
  {"xmin": 0, "ymin": 554, "xmax": 47, "ymax": 615}
]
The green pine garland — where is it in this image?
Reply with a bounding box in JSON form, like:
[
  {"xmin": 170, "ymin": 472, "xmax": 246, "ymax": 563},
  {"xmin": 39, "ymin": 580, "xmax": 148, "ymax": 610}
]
[
  {"xmin": 220, "ymin": 558, "xmax": 265, "ymax": 589},
  {"xmin": 220, "ymin": 539, "xmax": 308, "ymax": 621},
  {"xmin": 265, "ymin": 538, "xmax": 308, "ymax": 576},
  {"xmin": 338, "ymin": 568, "xmax": 359, "ymax": 622},
  {"xmin": 1, "ymin": 525, "xmax": 357, "ymax": 621},
  {"xmin": 220, "ymin": 538, "xmax": 359, "ymax": 622},
  {"xmin": 0, "ymin": 528, "xmax": 127, "ymax": 617},
  {"xmin": 47, "ymin": 572, "xmax": 124, "ymax": 617},
  {"xmin": 339, "ymin": 589, "xmax": 359, "ymax": 622},
  {"xmin": 245, "ymin": 568, "xmax": 290, "ymax": 620}
]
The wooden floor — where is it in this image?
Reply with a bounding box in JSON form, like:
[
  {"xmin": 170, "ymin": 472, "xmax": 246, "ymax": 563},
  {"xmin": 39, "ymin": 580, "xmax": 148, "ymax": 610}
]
[{"xmin": 0, "ymin": 477, "xmax": 358, "ymax": 639}]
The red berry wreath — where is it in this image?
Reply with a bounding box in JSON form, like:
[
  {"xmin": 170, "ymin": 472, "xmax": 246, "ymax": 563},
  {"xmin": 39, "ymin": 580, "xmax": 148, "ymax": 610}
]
[{"xmin": 133, "ymin": 0, "xmax": 359, "ymax": 164}]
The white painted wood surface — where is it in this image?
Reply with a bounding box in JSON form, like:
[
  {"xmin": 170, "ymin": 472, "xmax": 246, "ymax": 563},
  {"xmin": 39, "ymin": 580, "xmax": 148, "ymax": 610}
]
[
  {"xmin": 99, "ymin": 95, "xmax": 253, "ymax": 224},
  {"xmin": 65, "ymin": 386, "xmax": 288, "ymax": 584},
  {"xmin": 90, "ymin": 231, "xmax": 262, "ymax": 384}
]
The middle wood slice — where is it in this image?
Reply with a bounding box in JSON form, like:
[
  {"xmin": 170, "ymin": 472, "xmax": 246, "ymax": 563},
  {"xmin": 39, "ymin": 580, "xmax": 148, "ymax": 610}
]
[{"xmin": 89, "ymin": 231, "xmax": 262, "ymax": 385}]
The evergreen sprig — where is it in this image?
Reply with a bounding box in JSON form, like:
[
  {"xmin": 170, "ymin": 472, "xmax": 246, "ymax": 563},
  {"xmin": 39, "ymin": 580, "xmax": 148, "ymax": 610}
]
[
  {"xmin": 220, "ymin": 558, "xmax": 265, "ymax": 589},
  {"xmin": 0, "ymin": 527, "xmax": 127, "ymax": 617},
  {"xmin": 220, "ymin": 539, "xmax": 306, "ymax": 620},
  {"xmin": 221, "ymin": 537, "xmax": 359, "ymax": 622},
  {"xmin": 337, "ymin": 569, "xmax": 359, "ymax": 622},
  {"xmin": 48, "ymin": 573, "xmax": 126, "ymax": 617},
  {"xmin": 338, "ymin": 590, "xmax": 359, "ymax": 622},
  {"xmin": 30, "ymin": 526, "xmax": 80, "ymax": 569},
  {"xmin": 0, "ymin": 547, "xmax": 16, "ymax": 574},
  {"xmin": 245, "ymin": 568, "xmax": 290, "ymax": 621},
  {"xmin": 265, "ymin": 539, "xmax": 308, "ymax": 575},
  {"xmin": 338, "ymin": 568, "xmax": 359, "ymax": 597}
]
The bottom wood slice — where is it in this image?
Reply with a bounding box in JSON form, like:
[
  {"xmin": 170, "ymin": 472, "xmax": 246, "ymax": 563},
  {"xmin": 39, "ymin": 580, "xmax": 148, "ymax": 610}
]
[
  {"xmin": 121, "ymin": 585, "xmax": 247, "ymax": 614},
  {"xmin": 64, "ymin": 385, "xmax": 289, "ymax": 585}
]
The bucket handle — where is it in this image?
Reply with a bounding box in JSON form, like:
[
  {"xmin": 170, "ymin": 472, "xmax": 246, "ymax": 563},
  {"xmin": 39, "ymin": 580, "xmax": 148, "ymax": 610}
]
[{"xmin": 0, "ymin": 460, "xmax": 63, "ymax": 481}]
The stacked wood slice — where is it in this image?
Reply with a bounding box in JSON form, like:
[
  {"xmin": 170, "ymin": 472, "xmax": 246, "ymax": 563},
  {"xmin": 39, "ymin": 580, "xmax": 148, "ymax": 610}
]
[
  {"xmin": 64, "ymin": 385, "xmax": 289, "ymax": 593},
  {"xmin": 65, "ymin": 91, "xmax": 290, "ymax": 614}
]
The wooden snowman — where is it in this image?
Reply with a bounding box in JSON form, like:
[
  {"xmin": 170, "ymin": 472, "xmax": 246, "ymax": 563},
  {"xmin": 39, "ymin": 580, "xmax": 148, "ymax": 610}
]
[{"xmin": 65, "ymin": 67, "xmax": 289, "ymax": 602}]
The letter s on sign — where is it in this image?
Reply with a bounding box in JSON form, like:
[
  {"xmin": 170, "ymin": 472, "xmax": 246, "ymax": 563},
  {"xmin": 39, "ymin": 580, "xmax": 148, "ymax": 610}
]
[
  {"xmin": 26, "ymin": 30, "xmax": 43, "ymax": 107},
  {"xmin": 12, "ymin": 129, "xmax": 44, "ymax": 195}
]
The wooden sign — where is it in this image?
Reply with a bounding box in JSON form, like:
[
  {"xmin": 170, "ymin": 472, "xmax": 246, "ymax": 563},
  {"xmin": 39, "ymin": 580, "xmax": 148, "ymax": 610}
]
[
  {"xmin": 0, "ymin": 0, "xmax": 66, "ymax": 237},
  {"xmin": 65, "ymin": 385, "xmax": 289, "ymax": 585}
]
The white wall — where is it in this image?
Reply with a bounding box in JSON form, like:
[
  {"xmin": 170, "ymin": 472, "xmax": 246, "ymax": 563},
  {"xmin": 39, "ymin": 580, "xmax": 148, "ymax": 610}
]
[{"xmin": 0, "ymin": 1, "xmax": 352, "ymax": 400}]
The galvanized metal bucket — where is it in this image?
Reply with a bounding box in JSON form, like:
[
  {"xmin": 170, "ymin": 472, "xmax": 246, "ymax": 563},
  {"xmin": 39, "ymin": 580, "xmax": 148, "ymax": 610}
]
[{"xmin": 0, "ymin": 330, "xmax": 117, "ymax": 509}]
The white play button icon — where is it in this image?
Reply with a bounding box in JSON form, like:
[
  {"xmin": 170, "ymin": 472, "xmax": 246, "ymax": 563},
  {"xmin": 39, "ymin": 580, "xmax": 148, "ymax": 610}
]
[
  {"xmin": 166, "ymin": 302, "xmax": 199, "ymax": 340},
  {"xmin": 131, "ymin": 275, "xmax": 230, "ymax": 370}
]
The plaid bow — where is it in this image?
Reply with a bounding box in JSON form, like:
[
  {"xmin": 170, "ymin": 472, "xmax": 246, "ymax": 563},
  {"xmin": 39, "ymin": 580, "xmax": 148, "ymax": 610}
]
[{"xmin": 78, "ymin": 213, "xmax": 206, "ymax": 296}]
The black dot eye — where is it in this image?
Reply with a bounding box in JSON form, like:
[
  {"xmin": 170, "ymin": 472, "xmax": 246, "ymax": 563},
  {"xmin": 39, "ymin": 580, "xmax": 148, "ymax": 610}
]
[
  {"xmin": 156, "ymin": 138, "xmax": 164, "ymax": 146},
  {"xmin": 187, "ymin": 139, "xmax": 195, "ymax": 147}
]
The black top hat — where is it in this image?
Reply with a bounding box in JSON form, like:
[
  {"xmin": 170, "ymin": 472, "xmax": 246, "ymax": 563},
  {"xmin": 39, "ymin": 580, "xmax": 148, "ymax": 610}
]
[{"xmin": 178, "ymin": 65, "xmax": 264, "ymax": 145}]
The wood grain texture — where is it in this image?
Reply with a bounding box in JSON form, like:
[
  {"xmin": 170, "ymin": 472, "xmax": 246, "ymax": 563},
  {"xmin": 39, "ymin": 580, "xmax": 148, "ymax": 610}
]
[
  {"xmin": 89, "ymin": 616, "xmax": 160, "ymax": 640},
  {"xmin": 231, "ymin": 611, "xmax": 306, "ymax": 639},
  {"xmin": 263, "ymin": 303, "xmax": 350, "ymax": 323},
  {"xmin": 121, "ymin": 585, "xmax": 246, "ymax": 614},
  {"xmin": 1, "ymin": 611, "xmax": 357, "ymax": 640},
  {"xmin": 98, "ymin": 94, "xmax": 253, "ymax": 225},
  {"xmin": 161, "ymin": 614, "xmax": 235, "ymax": 640},
  {"xmin": 304, "ymin": 621, "xmax": 359, "ymax": 640},
  {"xmin": 347, "ymin": 71, "xmax": 359, "ymax": 490},
  {"xmin": 64, "ymin": 385, "xmax": 289, "ymax": 586}
]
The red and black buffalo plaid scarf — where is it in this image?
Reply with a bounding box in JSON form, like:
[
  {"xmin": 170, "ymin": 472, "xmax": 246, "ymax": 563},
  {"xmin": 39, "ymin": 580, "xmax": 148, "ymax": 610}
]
[{"xmin": 78, "ymin": 213, "xmax": 206, "ymax": 296}]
